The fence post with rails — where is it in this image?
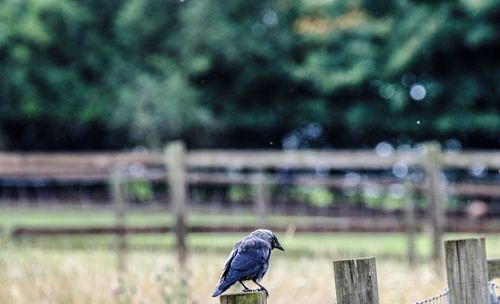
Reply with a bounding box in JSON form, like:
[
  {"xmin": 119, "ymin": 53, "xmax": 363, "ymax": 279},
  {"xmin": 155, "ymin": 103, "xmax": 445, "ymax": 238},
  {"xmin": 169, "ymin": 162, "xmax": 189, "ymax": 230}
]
[{"xmin": 333, "ymin": 238, "xmax": 499, "ymax": 304}]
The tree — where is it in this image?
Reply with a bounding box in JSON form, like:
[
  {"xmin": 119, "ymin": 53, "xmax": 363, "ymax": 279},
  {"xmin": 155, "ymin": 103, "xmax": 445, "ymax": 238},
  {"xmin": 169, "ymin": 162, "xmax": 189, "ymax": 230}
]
[
  {"xmin": 0, "ymin": 0, "xmax": 498, "ymax": 150},
  {"xmin": 110, "ymin": 68, "xmax": 213, "ymax": 150}
]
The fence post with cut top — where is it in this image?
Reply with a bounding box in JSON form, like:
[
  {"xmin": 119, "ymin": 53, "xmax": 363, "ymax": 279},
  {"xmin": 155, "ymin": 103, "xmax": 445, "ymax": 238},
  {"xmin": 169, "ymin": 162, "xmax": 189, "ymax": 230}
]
[
  {"xmin": 219, "ymin": 291, "xmax": 267, "ymax": 304},
  {"xmin": 333, "ymin": 257, "xmax": 379, "ymax": 304},
  {"xmin": 445, "ymin": 238, "xmax": 490, "ymax": 304}
]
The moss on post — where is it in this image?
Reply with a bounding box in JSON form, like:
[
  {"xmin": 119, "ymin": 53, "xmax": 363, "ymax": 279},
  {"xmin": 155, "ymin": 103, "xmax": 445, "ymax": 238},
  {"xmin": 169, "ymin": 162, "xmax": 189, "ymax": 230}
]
[{"xmin": 219, "ymin": 291, "xmax": 267, "ymax": 304}]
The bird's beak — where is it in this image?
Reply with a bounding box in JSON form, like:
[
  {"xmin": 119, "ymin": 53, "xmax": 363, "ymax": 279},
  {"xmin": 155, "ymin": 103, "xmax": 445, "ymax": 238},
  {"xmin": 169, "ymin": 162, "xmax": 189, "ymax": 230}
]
[{"xmin": 275, "ymin": 243, "xmax": 285, "ymax": 251}]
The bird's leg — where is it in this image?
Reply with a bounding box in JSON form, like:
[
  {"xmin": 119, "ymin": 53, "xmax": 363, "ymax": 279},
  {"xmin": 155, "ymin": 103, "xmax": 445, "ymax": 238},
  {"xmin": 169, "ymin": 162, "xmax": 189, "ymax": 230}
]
[
  {"xmin": 252, "ymin": 280, "xmax": 269, "ymax": 297},
  {"xmin": 239, "ymin": 281, "xmax": 252, "ymax": 292}
]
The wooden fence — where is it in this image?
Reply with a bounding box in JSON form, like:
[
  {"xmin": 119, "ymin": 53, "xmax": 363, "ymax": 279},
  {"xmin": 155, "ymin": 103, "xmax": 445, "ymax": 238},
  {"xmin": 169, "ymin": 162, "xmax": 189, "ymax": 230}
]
[
  {"xmin": 163, "ymin": 141, "xmax": 500, "ymax": 267},
  {"xmin": 2, "ymin": 141, "xmax": 500, "ymax": 267},
  {"xmin": 220, "ymin": 238, "xmax": 500, "ymax": 304}
]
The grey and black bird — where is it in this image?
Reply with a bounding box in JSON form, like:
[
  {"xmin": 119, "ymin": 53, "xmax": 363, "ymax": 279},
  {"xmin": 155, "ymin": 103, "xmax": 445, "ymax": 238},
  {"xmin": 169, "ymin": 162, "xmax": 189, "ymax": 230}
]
[{"xmin": 212, "ymin": 229, "xmax": 284, "ymax": 297}]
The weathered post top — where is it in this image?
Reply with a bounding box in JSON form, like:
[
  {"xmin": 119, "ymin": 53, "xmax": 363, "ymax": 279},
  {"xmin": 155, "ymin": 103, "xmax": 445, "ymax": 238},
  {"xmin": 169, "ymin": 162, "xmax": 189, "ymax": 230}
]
[
  {"xmin": 445, "ymin": 238, "xmax": 489, "ymax": 304},
  {"xmin": 219, "ymin": 291, "xmax": 267, "ymax": 304},
  {"xmin": 333, "ymin": 257, "xmax": 379, "ymax": 304}
]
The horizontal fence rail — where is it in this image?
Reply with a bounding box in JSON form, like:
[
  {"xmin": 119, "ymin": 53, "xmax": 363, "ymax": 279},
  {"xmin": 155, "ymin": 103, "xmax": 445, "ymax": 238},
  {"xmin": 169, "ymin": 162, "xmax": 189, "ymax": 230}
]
[{"xmin": 1, "ymin": 148, "xmax": 499, "ymax": 178}]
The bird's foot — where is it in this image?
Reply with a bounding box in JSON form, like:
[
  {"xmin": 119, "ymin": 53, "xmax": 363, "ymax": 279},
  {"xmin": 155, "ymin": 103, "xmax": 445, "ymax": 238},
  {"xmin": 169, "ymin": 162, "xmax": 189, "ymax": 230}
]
[{"xmin": 241, "ymin": 288, "xmax": 252, "ymax": 293}]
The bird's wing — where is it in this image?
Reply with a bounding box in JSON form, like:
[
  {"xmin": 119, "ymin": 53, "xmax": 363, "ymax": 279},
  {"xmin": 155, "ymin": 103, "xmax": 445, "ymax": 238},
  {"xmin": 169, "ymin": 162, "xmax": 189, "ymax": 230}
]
[
  {"xmin": 219, "ymin": 240, "xmax": 242, "ymax": 280},
  {"xmin": 213, "ymin": 237, "xmax": 271, "ymax": 296},
  {"xmin": 231, "ymin": 238, "xmax": 270, "ymax": 271},
  {"xmin": 222, "ymin": 237, "xmax": 271, "ymax": 283}
]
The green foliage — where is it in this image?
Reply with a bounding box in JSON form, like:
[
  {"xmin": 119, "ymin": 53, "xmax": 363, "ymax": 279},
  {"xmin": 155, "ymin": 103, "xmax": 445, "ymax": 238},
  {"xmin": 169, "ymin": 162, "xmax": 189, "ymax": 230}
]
[
  {"xmin": 0, "ymin": 0, "xmax": 498, "ymax": 149},
  {"xmin": 308, "ymin": 187, "xmax": 335, "ymax": 207},
  {"xmin": 227, "ymin": 185, "xmax": 252, "ymax": 203},
  {"xmin": 291, "ymin": 186, "xmax": 335, "ymax": 207},
  {"xmin": 127, "ymin": 180, "xmax": 154, "ymax": 202},
  {"xmin": 111, "ymin": 69, "xmax": 213, "ymax": 149}
]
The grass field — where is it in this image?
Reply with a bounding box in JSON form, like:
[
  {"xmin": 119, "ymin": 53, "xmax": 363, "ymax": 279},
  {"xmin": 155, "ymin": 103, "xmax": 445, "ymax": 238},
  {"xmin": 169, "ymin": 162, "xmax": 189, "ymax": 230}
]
[
  {"xmin": 0, "ymin": 248, "xmax": 452, "ymax": 304},
  {"xmin": 1, "ymin": 207, "xmax": 499, "ymax": 303}
]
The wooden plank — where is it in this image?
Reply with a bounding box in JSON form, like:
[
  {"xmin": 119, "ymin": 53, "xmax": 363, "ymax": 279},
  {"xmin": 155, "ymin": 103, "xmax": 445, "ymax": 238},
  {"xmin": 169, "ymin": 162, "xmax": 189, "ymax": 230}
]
[
  {"xmin": 10, "ymin": 226, "xmax": 172, "ymax": 237},
  {"xmin": 443, "ymin": 151, "xmax": 500, "ymax": 169},
  {"xmin": 447, "ymin": 182, "xmax": 500, "ymax": 197},
  {"xmin": 188, "ymin": 172, "xmax": 399, "ymax": 187},
  {"xmin": 187, "ymin": 150, "xmax": 417, "ymax": 169},
  {"xmin": 445, "ymin": 238, "xmax": 490, "ymax": 304},
  {"xmin": 423, "ymin": 142, "xmax": 445, "ymax": 268},
  {"xmin": 488, "ymin": 258, "xmax": 500, "ymax": 280},
  {"xmin": 1, "ymin": 150, "xmax": 499, "ymax": 173},
  {"xmin": 1, "ymin": 150, "xmax": 416, "ymax": 171},
  {"xmin": 333, "ymin": 257, "xmax": 379, "ymax": 304},
  {"xmin": 0, "ymin": 152, "xmax": 162, "ymax": 169},
  {"xmin": 165, "ymin": 141, "xmax": 188, "ymax": 266},
  {"xmin": 0, "ymin": 171, "xmax": 167, "ymax": 182},
  {"xmin": 220, "ymin": 291, "xmax": 267, "ymax": 304}
]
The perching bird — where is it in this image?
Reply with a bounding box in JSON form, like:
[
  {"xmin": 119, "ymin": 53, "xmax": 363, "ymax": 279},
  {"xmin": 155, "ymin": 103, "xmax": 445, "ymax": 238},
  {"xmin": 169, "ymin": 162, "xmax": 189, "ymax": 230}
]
[{"xmin": 212, "ymin": 229, "xmax": 284, "ymax": 297}]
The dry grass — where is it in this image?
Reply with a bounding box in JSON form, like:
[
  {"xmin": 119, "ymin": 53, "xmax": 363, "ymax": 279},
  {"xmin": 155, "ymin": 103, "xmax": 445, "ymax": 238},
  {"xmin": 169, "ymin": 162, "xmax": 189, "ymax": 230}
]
[{"xmin": 0, "ymin": 247, "xmax": 452, "ymax": 304}]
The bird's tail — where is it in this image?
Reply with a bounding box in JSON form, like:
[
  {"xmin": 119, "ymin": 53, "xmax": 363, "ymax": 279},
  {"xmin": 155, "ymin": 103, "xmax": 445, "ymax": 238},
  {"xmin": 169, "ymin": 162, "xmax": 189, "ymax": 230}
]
[{"xmin": 211, "ymin": 281, "xmax": 230, "ymax": 297}]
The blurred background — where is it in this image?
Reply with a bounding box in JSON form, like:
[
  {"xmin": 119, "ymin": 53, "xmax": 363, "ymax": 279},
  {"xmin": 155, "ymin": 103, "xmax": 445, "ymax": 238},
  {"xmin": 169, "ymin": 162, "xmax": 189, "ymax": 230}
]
[{"xmin": 0, "ymin": 0, "xmax": 499, "ymax": 303}]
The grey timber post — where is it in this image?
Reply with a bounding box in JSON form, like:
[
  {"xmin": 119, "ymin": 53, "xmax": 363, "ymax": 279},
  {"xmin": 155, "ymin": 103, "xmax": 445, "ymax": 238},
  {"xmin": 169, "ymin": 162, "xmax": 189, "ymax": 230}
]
[
  {"xmin": 333, "ymin": 257, "xmax": 379, "ymax": 304},
  {"xmin": 445, "ymin": 238, "xmax": 490, "ymax": 304},
  {"xmin": 165, "ymin": 141, "xmax": 188, "ymax": 266},
  {"xmin": 111, "ymin": 165, "xmax": 127, "ymax": 301},
  {"xmin": 404, "ymin": 180, "xmax": 417, "ymax": 268},
  {"xmin": 220, "ymin": 291, "xmax": 267, "ymax": 304},
  {"xmin": 423, "ymin": 142, "xmax": 445, "ymax": 268}
]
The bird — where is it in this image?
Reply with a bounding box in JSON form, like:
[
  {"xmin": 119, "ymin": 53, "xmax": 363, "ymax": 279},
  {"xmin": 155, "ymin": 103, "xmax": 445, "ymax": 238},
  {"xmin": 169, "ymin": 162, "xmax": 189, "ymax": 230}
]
[{"xmin": 212, "ymin": 229, "xmax": 284, "ymax": 297}]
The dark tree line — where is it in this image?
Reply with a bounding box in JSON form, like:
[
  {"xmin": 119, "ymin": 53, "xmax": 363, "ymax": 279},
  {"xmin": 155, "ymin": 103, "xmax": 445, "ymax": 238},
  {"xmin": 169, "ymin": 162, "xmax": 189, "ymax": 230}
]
[{"xmin": 0, "ymin": 0, "xmax": 498, "ymax": 150}]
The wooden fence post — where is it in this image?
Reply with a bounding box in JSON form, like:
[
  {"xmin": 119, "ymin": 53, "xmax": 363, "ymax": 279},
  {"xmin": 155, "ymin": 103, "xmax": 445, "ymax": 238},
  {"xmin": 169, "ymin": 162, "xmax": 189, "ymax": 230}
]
[
  {"xmin": 111, "ymin": 166, "xmax": 127, "ymax": 300},
  {"xmin": 252, "ymin": 171, "xmax": 269, "ymax": 226},
  {"xmin": 165, "ymin": 141, "xmax": 188, "ymax": 266},
  {"xmin": 404, "ymin": 180, "xmax": 416, "ymax": 268},
  {"xmin": 445, "ymin": 238, "xmax": 490, "ymax": 304},
  {"xmin": 111, "ymin": 166, "xmax": 127, "ymax": 249},
  {"xmin": 220, "ymin": 291, "xmax": 267, "ymax": 304},
  {"xmin": 333, "ymin": 257, "xmax": 379, "ymax": 304},
  {"xmin": 423, "ymin": 142, "xmax": 445, "ymax": 268}
]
